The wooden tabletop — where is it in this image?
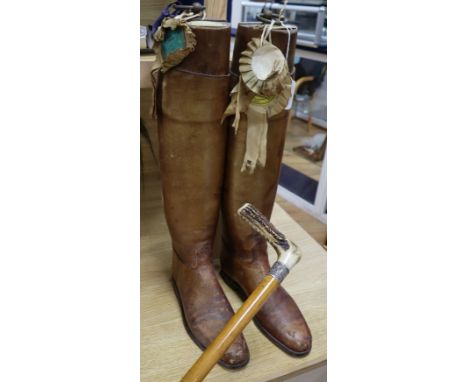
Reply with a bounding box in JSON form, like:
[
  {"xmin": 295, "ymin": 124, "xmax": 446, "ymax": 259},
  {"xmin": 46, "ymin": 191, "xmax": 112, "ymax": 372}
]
[
  {"xmin": 140, "ymin": 55, "xmax": 155, "ymax": 89},
  {"xmin": 140, "ymin": 170, "xmax": 327, "ymax": 381}
]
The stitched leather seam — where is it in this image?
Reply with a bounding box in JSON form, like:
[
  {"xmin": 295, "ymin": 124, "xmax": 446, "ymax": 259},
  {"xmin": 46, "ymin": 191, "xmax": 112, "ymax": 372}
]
[{"xmin": 173, "ymin": 68, "xmax": 230, "ymax": 78}]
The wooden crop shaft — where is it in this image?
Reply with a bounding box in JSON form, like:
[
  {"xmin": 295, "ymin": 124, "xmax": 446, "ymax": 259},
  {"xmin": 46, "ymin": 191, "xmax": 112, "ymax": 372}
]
[{"xmin": 181, "ymin": 275, "xmax": 280, "ymax": 382}]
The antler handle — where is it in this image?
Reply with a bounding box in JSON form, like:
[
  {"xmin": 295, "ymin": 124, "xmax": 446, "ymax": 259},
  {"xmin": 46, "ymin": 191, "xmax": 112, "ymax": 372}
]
[
  {"xmin": 238, "ymin": 203, "xmax": 289, "ymax": 250},
  {"xmin": 238, "ymin": 203, "xmax": 302, "ymax": 281}
]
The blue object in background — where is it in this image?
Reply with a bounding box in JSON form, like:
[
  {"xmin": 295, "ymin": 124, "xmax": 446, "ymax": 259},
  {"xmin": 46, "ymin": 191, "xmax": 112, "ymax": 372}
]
[{"xmin": 227, "ymin": 0, "xmax": 232, "ymax": 21}]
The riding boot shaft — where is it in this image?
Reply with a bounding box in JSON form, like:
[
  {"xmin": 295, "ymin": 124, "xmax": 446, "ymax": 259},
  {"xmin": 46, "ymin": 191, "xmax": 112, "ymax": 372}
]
[
  {"xmin": 221, "ymin": 23, "xmax": 312, "ymax": 356},
  {"xmin": 156, "ymin": 21, "xmax": 249, "ymax": 368}
]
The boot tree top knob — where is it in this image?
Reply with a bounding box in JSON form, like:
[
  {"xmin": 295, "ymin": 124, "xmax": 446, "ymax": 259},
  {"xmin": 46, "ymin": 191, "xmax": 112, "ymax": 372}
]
[
  {"xmin": 257, "ymin": 5, "xmax": 287, "ymax": 25},
  {"xmin": 237, "ymin": 203, "xmax": 302, "ymax": 273}
]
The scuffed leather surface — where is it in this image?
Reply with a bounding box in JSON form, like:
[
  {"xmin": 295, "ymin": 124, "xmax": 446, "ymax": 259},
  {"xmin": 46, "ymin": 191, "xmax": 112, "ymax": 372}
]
[
  {"xmin": 178, "ymin": 22, "xmax": 231, "ymax": 76},
  {"xmin": 172, "ymin": 254, "xmax": 249, "ymax": 366},
  {"xmin": 158, "ymin": 68, "xmax": 230, "ymax": 269},
  {"xmin": 221, "ymin": 24, "xmax": 312, "ymax": 355},
  {"xmin": 157, "ymin": 24, "xmax": 249, "ymax": 367}
]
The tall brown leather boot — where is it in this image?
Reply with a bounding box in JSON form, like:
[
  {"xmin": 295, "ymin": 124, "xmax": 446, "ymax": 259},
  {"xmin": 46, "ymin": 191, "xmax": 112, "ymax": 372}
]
[
  {"xmin": 220, "ymin": 23, "xmax": 312, "ymax": 356},
  {"xmin": 155, "ymin": 21, "xmax": 249, "ymax": 368}
]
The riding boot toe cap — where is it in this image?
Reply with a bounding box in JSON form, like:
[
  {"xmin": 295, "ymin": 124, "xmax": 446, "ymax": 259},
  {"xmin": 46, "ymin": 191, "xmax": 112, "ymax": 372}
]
[
  {"xmin": 276, "ymin": 320, "xmax": 312, "ymax": 355},
  {"xmin": 220, "ymin": 337, "xmax": 250, "ymax": 368}
]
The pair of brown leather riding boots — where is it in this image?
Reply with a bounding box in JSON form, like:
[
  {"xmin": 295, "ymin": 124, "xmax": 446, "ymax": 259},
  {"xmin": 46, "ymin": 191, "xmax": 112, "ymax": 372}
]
[{"xmin": 154, "ymin": 21, "xmax": 311, "ymax": 368}]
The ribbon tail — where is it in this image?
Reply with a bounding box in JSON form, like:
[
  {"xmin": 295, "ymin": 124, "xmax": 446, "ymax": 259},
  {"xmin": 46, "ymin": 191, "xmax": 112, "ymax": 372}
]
[
  {"xmin": 258, "ymin": 115, "xmax": 268, "ymax": 168},
  {"xmin": 242, "ymin": 104, "xmax": 268, "ymax": 173}
]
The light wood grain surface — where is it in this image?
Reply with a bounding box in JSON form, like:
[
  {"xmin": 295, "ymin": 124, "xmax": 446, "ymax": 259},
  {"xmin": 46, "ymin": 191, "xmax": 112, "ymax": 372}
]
[
  {"xmin": 141, "ymin": 0, "xmax": 171, "ymax": 26},
  {"xmin": 276, "ymin": 196, "xmax": 327, "ymax": 246},
  {"xmin": 205, "ymin": 0, "xmax": 228, "ymax": 20},
  {"xmin": 140, "ymin": 55, "xmax": 155, "ymax": 89},
  {"xmin": 140, "ymin": 140, "xmax": 327, "ymax": 381}
]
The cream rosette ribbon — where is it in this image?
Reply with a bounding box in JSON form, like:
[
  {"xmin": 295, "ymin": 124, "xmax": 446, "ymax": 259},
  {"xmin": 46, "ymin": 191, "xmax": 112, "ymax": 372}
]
[{"xmin": 223, "ymin": 35, "xmax": 292, "ymax": 173}]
